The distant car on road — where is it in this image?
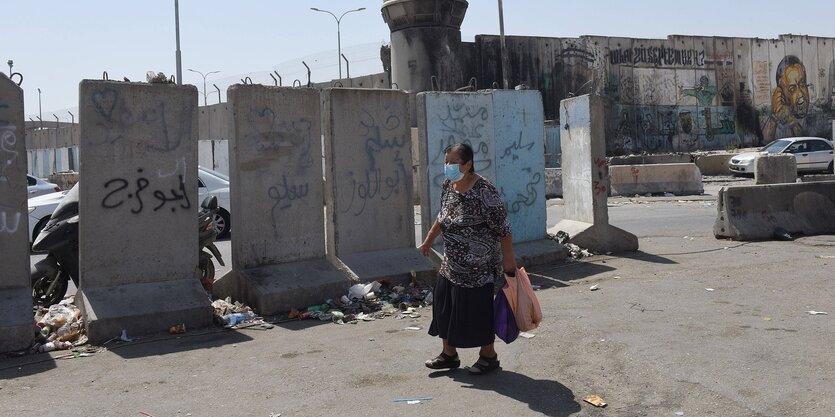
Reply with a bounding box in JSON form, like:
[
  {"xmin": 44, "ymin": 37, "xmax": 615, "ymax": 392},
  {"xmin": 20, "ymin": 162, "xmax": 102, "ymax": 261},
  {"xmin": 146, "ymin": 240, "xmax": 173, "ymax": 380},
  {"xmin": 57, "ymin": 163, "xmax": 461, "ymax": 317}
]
[
  {"xmin": 28, "ymin": 166, "xmax": 231, "ymax": 247},
  {"xmin": 729, "ymin": 137, "xmax": 834, "ymax": 175},
  {"xmin": 27, "ymin": 174, "xmax": 62, "ymax": 198}
]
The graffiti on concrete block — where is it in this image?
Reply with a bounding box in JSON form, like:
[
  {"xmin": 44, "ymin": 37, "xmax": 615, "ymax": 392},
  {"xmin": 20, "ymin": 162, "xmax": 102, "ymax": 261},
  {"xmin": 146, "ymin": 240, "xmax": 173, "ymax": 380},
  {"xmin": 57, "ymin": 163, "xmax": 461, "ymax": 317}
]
[
  {"xmin": 609, "ymin": 46, "xmax": 706, "ymax": 67},
  {"xmin": 101, "ymin": 167, "xmax": 191, "ymax": 214},
  {"xmin": 503, "ymin": 168, "xmax": 542, "ymax": 214},
  {"xmin": 339, "ymin": 108, "xmax": 410, "ymax": 217},
  {"xmin": 244, "ymin": 107, "xmax": 314, "ymax": 169},
  {"xmin": 89, "ymin": 88, "xmax": 189, "ymax": 152},
  {"xmin": 500, "ymin": 131, "xmax": 535, "ymax": 161},
  {"xmin": 268, "ymin": 174, "xmax": 310, "ymax": 236}
]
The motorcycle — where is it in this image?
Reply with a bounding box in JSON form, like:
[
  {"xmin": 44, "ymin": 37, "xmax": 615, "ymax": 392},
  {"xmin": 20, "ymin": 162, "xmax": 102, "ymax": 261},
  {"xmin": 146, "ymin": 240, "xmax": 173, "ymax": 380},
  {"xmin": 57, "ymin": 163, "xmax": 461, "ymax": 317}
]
[
  {"xmin": 197, "ymin": 195, "xmax": 225, "ymax": 291},
  {"xmin": 31, "ymin": 184, "xmax": 225, "ymax": 306}
]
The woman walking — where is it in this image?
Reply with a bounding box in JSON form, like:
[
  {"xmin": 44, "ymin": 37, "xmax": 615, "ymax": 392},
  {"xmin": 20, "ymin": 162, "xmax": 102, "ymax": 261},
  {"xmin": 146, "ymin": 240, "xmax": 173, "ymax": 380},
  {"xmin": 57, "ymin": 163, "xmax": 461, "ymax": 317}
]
[{"xmin": 420, "ymin": 143, "xmax": 517, "ymax": 375}]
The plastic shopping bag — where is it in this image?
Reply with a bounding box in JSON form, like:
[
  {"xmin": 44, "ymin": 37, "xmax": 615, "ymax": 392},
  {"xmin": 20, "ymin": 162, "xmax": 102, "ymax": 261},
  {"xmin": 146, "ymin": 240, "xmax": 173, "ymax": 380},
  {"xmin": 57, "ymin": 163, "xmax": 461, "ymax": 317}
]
[
  {"xmin": 494, "ymin": 289, "xmax": 519, "ymax": 344},
  {"xmin": 503, "ymin": 267, "xmax": 542, "ymax": 332}
]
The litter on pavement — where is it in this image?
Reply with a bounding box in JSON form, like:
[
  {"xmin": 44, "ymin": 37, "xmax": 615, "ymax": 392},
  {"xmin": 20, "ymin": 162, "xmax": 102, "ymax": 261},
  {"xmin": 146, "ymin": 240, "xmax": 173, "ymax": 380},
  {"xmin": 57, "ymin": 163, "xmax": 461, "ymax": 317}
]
[
  {"xmin": 583, "ymin": 395, "xmax": 607, "ymax": 407},
  {"xmin": 272, "ymin": 279, "xmax": 434, "ymax": 326}
]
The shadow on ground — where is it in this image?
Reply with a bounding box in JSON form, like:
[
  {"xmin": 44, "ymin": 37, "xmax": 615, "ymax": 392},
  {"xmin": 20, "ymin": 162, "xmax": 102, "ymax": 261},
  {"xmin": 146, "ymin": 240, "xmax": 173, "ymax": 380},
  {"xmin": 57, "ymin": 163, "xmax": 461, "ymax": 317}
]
[
  {"xmin": 107, "ymin": 327, "xmax": 254, "ymax": 359},
  {"xmin": 429, "ymin": 368, "xmax": 581, "ymax": 416}
]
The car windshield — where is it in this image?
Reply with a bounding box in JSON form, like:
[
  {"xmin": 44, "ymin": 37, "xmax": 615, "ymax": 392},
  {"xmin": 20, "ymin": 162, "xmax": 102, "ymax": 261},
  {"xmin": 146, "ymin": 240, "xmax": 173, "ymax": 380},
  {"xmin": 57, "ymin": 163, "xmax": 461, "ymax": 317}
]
[
  {"xmin": 761, "ymin": 139, "xmax": 791, "ymax": 153},
  {"xmin": 199, "ymin": 166, "xmax": 229, "ymax": 182}
]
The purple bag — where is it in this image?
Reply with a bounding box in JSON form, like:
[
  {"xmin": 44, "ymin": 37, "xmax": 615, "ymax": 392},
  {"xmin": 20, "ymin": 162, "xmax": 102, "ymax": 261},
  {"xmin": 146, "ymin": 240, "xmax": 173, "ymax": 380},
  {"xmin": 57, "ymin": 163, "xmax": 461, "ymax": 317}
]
[{"xmin": 494, "ymin": 289, "xmax": 519, "ymax": 344}]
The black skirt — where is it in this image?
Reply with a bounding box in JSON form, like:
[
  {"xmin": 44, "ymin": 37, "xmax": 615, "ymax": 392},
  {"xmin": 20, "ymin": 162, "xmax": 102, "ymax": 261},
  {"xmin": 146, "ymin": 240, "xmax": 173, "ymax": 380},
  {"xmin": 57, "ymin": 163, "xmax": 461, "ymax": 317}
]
[{"xmin": 428, "ymin": 276, "xmax": 495, "ymax": 348}]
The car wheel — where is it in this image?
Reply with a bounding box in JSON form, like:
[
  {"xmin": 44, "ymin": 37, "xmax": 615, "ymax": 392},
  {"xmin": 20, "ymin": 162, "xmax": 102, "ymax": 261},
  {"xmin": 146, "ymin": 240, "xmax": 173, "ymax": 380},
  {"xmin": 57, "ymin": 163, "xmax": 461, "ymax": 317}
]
[
  {"xmin": 31, "ymin": 216, "xmax": 50, "ymax": 251},
  {"xmin": 828, "ymin": 161, "xmax": 833, "ymax": 174},
  {"xmin": 214, "ymin": 208, "xmax": 231, "ymax": 239}
]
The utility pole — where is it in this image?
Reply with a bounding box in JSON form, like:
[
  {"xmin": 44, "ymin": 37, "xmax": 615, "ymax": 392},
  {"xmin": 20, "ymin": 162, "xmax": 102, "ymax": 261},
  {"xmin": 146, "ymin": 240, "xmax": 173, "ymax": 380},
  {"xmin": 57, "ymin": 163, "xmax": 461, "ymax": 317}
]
[
  {"xmin": 498, "ymin": 0, "xmax": 510, "ymax": 89},
  {"xmin": 175, "ymin": 0, "xmax": 182, "ymax": 85}
]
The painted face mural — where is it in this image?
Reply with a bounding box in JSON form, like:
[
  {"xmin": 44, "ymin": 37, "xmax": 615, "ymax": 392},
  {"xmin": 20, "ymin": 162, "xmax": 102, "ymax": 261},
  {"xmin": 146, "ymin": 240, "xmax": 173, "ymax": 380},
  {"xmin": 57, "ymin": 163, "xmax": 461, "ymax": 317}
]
[{"xmin": 763, "ymin": 55, "xmax": 810, "ymax": 141}]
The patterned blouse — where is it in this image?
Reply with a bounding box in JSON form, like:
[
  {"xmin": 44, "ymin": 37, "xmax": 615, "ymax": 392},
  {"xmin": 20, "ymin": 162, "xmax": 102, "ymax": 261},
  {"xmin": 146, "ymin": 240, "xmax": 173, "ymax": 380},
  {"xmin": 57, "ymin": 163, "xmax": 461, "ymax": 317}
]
[{"xmin": 438, "ymin": 177, "xmax": 512, "ymax": 288}]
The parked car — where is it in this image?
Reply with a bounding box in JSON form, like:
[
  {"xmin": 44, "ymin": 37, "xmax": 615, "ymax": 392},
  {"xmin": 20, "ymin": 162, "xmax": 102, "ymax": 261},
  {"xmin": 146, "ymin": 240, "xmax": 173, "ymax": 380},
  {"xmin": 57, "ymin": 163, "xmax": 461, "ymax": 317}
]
[
  {"xmin": 28, "ymin": 166, "xmax": 231, "ymax": 247},
  {"xmin": 27, "ymin": 174, "xmax": 62, "ymax": 198},
  {"xmin": 729, "ymin": 137, "xmax": 834, "ymax": 175}
]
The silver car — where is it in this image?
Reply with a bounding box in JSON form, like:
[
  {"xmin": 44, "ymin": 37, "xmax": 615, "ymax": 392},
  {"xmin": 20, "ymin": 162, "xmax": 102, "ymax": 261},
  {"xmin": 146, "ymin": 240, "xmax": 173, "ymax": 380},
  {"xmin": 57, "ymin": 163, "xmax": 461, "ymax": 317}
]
[
  {"xmin": 27, "ymin": 174, "xmax": 62, "ymax": 198},
  {"xmin": 729, "ymin": 137, "xmax": 834, "ymax": 174}
]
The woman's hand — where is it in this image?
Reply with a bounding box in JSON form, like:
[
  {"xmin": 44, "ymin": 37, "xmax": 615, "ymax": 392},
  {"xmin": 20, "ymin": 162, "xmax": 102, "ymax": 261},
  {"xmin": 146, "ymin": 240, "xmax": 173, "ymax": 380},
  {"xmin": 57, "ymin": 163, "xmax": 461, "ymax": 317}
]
[{"xmin": 420, "ymin": 240, "xmax": 433, "ymax": 257}]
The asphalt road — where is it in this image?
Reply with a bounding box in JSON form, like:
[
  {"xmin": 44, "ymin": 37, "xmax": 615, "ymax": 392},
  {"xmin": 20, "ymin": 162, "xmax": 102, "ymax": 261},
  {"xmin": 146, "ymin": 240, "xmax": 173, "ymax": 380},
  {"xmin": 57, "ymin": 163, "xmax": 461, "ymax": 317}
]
[{"xmin": 11, "ymin": 177, "xmax": 834, "ymax": 417}]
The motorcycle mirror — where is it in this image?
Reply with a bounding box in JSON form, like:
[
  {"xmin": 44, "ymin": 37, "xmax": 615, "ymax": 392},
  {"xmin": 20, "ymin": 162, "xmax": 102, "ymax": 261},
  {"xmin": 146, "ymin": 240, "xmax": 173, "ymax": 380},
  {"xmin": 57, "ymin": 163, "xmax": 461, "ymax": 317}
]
[{"xmin": 201, "ymin": 195, "xmax": 218, "ymax": 210}]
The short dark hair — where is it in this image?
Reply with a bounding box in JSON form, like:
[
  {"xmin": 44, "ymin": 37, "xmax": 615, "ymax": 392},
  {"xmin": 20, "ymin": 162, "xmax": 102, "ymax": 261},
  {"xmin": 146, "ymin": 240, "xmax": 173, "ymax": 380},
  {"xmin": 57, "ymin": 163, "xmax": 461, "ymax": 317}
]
[
  {"xmin": 776, "ymin": 55, "xmax": 804, "ymax": 83},
  {"xmin": 444, "ymin": 143, "xmax": 475, "ymax": 173}
]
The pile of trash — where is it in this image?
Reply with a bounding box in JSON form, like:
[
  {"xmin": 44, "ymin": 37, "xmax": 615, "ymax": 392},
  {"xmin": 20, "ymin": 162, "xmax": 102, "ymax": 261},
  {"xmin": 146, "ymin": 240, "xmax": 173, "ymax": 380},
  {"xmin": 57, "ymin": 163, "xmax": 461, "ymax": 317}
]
[
  {"xmin": 211, "ymin": 297, "xmax": 262, "ymax": 327},
  {"xmin": 32, "ymin": 297, "xmax": 88, "ymax": 353},
  {"xmin": 550, "ymin": 231, "xmax": 594, "ymax": 259},
  {"xmin": 284, "ymin": 280, "xmax": 433, "ymax": 325}
]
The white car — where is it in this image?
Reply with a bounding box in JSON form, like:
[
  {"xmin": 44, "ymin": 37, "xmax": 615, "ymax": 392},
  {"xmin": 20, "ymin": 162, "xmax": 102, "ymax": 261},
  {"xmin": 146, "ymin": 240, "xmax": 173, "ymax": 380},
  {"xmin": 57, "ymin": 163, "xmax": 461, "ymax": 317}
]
[
  {"xmin": 27, "ymin": 174, "xmax": 62, "ymax": 198},
  {"xmin": 729, "ymin": 137, "xmax": 834, "ymax": 175},
  {"xmin": 28, "ymin": 166, "xmax": 231, "ymax": 246}
]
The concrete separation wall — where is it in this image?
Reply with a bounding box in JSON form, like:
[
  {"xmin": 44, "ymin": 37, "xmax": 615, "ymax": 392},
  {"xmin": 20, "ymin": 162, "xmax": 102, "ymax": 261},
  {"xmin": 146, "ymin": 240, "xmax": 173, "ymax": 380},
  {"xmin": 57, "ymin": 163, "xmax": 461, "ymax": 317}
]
[
  {"xmin": 714, "ymin": 181, "xmax": 835, "ymax": 240},
  {"xmin": 610, "ymin": 163, "xmax": 703, "ymax": 196}
]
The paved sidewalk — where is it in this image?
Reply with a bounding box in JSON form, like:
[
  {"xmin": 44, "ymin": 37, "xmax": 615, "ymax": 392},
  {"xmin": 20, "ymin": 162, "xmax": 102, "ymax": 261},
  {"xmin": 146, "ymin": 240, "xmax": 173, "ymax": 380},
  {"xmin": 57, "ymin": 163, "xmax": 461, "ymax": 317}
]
[{"xmin": 4, "ymin": 188, "xmax": 834, "ymax": 416}]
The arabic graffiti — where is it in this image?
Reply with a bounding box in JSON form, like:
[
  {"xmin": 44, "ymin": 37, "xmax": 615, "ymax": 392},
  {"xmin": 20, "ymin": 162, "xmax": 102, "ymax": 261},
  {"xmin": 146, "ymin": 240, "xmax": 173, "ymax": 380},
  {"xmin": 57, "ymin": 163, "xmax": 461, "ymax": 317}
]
[
  {"xmin": 500, "ymin": 131, "xmax": 536, "ymax": 161},
  {"xmin": 341, "ymin": 167, "xmax": 403, "ymax": 216},
  {"xmin": 504, "ymin": 169, "xmax": 542, "ymax": 214},
  {"xmin": 268, "ymin": 175, "xmax": 310, "ymax": 236},
  {"xmin": 244, "ymin": 107, "xmax": 314, "ymax": 168},
  {"xmin": 338, "ymin": 109, "xmax": 410, "ymax": 216},
  {"xmin": 101, "ymin": 168, "xmax": 191, "ymax": 214},
  {"xmin": 89, "ymin": 88, "xmax": 188, "ymax": 152}
]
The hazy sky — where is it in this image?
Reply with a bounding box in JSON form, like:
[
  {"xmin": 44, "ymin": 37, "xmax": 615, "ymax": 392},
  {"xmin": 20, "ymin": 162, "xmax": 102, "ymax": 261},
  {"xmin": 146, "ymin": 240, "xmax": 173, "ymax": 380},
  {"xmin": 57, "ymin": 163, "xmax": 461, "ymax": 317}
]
[{"xmin": 7, "ymin": 0, "xmax": 835, "ymax": 120}]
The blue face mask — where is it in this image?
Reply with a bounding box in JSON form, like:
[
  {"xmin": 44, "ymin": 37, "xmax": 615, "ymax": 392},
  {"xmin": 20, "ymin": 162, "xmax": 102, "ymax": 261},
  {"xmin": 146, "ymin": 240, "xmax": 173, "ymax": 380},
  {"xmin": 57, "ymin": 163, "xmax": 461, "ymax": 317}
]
[{"xmin": 444, "ymin": 163, "xmax": 464, "ymax": 182}]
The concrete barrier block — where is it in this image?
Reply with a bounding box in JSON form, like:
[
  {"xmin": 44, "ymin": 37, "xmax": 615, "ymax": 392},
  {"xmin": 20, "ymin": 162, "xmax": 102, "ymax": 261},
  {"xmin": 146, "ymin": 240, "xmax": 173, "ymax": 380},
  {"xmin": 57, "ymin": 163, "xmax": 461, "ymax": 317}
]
[
  {"xmin": 800, "ymin": 174, "xmax": 835, "ymax": 183},
  {"xmin": 714, "ymin": 181, "xmax": 835, "ymax": 241},
  {"xmin": 213, "ymin": 260, "xmax": 353, "ymax": 315},
  {"xmin": 0, "ymin": 73, "xmax": 35, "ymax": 353},
  {"xmin": 212, "ymin": 85, "xmax": 353, "ymax": 315},
  {"xmin": 755, "ymin": 154, "xmax": 797, "ymax": 184},
  {"xmin": 324, "ymin": 88, "xmax": 434, "ymax": 285},
  {"xmin": 545, "ymin": 168, "xmax": 562, "ymax": 198},
  {"xmin": 610, "ymin": 163, "xmax": 703, "ymax": 196},
  {"xmin": 78, "ymin": 80, "xmax": 211, "ymax": 343},
  {"xmin": 694, "ymin": 153, "xmax": 733, "ymax": 175}
]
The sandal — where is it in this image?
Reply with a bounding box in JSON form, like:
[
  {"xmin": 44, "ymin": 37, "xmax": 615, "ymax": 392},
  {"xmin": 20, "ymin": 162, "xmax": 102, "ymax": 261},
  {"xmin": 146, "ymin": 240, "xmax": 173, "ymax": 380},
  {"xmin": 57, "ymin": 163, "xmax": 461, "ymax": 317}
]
[
  {"xmin": 425, "ymin": 352, "xmax": 460, "ymax": 370},
  {"xmin": 468, "ymin": 354, "xmax": 500, "ymax": 375}
]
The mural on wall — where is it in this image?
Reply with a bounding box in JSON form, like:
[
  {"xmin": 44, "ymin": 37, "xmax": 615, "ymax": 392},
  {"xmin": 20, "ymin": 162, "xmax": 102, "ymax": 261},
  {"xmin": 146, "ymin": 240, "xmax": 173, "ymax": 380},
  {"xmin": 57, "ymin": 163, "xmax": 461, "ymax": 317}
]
[
  {"xmin": 477, "ymin": 34, "xmax": 835, "ymax": 154},
  {"xmin": 761, "ymin": 55, "xmax": 809, "ymax": 141}
]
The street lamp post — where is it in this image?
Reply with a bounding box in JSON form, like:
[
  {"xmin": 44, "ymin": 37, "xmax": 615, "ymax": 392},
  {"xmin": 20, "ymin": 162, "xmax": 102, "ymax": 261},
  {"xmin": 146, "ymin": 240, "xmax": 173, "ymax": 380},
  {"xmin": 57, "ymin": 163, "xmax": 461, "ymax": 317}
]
[
  {"xmin": 174, "ymin": 0, "xmax": 182, "ymax": 85},
  {"xmin": 37, "ymin": 88, "xmax": 43, "ymax": 129},
  {"xmin": 310, "ymin": 7, "xmax": 365, "ymax": 79},
  {"xmin": 7, "ymin": 60, "xmax": 12, "ymax": 76},
  {"xmin": 188, "ymin": 68, "xmax": 220, "ymax": 106}
]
